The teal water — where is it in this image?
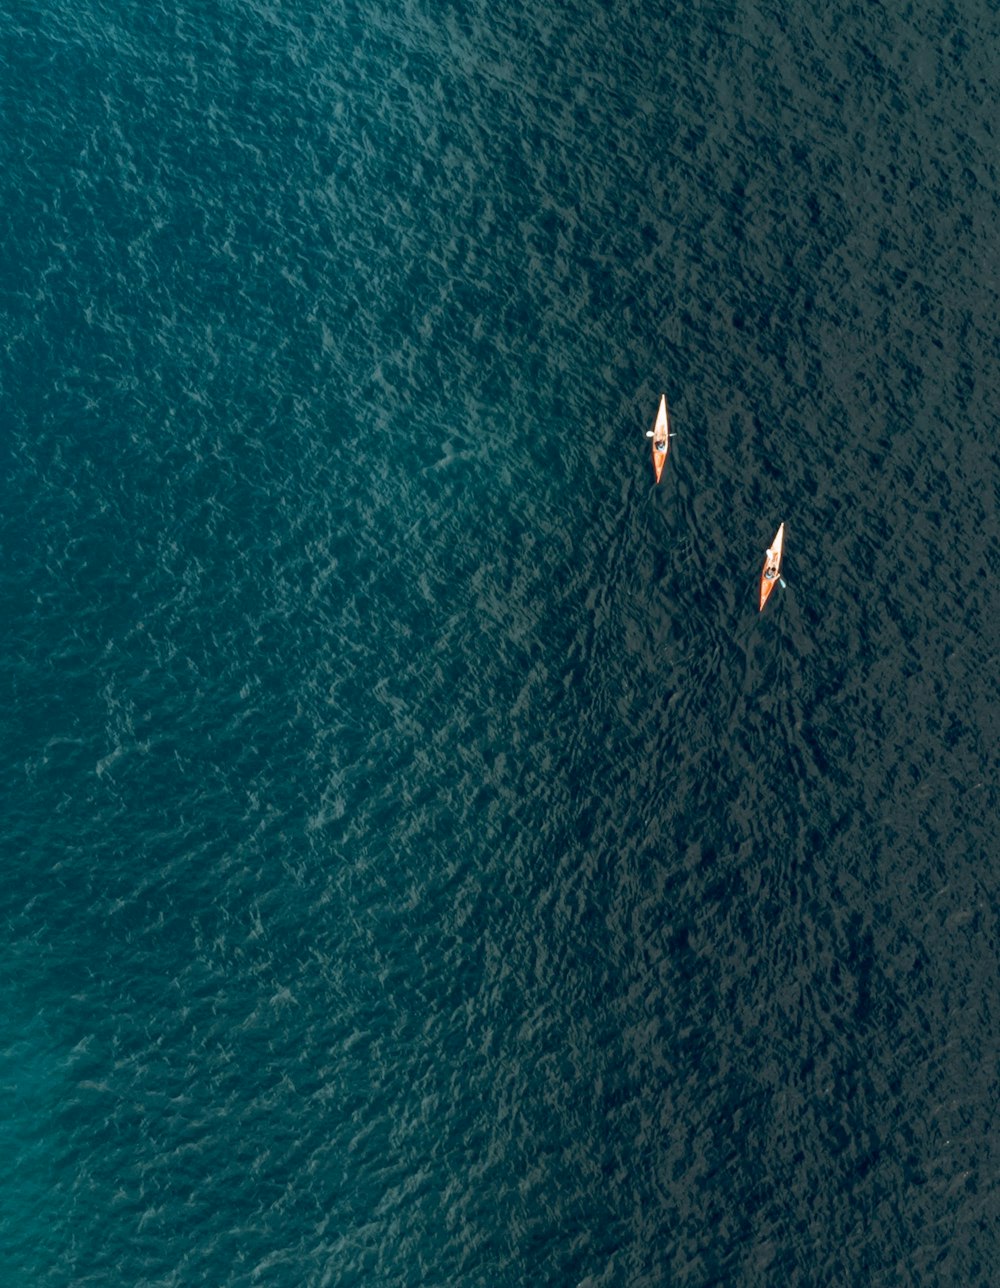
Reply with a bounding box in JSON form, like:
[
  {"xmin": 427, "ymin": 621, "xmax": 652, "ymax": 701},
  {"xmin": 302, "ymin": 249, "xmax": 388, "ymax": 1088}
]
[{"xmin": 2, "ymin": 1, "xmax": 998, "ymax": 1284}]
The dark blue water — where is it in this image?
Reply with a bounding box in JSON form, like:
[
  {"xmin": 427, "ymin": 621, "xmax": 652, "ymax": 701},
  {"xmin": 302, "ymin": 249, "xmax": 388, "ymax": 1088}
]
[{"xmin": 3, "ymin": 1, "xmax": 998, "ymax": 1283}]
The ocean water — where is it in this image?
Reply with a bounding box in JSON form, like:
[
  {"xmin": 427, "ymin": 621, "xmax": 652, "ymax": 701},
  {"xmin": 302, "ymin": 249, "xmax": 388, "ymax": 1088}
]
[{"xmin": 2, "ymin": 0, "xmax": 998, "ymax": 1284}]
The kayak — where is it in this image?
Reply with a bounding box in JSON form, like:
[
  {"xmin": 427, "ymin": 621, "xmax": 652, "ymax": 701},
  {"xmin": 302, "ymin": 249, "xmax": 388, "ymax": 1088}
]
[
  {"xmin": 649, "ymin": 394, "xmax": 670, "ymax": 483},
  {"xmin": 759, "ymin": 522, "xmax": 785, "ymax": 611}
]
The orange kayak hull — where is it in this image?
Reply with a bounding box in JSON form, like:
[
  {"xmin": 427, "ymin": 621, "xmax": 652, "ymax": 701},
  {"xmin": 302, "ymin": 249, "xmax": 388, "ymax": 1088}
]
[
  {"xmin": 758, "ymin": 522, "xmax": 785, "ymax": 612},
  {"xmin": 651, "ymin": 394, "xmax": 670, "ymax": 483}
]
